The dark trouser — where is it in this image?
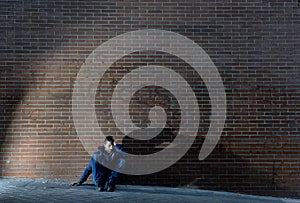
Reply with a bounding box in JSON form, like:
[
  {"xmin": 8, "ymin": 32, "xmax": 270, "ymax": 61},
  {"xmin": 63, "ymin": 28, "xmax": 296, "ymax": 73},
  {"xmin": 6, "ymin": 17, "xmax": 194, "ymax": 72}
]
[{"xmin": 78, "ymin": 157, "xmax": 125, "ymax": 187}]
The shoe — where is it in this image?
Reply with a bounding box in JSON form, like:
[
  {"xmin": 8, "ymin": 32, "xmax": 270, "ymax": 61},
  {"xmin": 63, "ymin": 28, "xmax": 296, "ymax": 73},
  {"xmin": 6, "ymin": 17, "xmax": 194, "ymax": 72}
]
[
  {"xmin": 107, "ymin": 182, "xmax": 115, "ymax": 192},
  {"xmin": 96, "ymin": 181, "xmax": 105, "ymax": 192},
  {"xmin": 98, "ymin": 187, "xmax": 106, "ymax": 192}
]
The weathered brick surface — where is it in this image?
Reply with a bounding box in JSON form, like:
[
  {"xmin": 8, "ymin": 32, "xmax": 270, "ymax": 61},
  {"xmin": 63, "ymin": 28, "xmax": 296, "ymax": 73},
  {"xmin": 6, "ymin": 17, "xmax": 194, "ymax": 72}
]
[{"xmin": 0, "ymin": 0, "xmax": 299, "ymax": 197}]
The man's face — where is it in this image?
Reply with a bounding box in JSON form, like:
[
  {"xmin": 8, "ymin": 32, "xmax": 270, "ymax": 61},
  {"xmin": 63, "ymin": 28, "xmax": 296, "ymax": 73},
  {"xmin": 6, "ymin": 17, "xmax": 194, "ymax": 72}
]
[{"xmin": 104, "ymin": 141, "xmax": 113, "ymax": 153}]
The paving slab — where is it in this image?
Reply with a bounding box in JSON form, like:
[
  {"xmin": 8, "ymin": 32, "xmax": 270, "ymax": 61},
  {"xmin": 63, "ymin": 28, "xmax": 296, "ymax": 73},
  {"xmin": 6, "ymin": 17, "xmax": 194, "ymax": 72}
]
[{"xmin": 0, "ymin": 178, "xmax": 299, "ymax": 203}]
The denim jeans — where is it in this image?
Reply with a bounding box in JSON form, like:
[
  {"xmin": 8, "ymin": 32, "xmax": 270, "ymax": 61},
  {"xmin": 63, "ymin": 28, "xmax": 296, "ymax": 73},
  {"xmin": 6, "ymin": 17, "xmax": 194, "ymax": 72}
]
[{"xmin": 78, "ymin": 157, "xmax": 125, "ymax": 187}]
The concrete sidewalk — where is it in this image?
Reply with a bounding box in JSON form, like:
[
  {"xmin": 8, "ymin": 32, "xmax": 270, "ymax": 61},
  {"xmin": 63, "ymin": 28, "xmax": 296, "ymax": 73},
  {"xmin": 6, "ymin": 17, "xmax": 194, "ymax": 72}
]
[{"xmin": 0, "ymin": 178, "xmax": 299, "ymax": 203}]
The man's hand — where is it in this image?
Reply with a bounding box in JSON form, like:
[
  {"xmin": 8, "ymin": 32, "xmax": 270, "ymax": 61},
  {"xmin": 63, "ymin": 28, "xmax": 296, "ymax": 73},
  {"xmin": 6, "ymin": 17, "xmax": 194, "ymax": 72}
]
[{"xmin": 70, "ymin": 182, "xmax": 81, "ymax": 186}]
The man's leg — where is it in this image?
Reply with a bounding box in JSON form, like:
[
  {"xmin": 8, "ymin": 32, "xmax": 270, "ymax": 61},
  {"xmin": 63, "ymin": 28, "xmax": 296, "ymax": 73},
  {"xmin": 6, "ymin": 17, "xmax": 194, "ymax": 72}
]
[
  {"xmin": 90, "ymin": 157, "xmax": 109, "ymax": 190},
  {"xmin": 107, "ymin": 158, "xmax": 126, "ymax": 192}
]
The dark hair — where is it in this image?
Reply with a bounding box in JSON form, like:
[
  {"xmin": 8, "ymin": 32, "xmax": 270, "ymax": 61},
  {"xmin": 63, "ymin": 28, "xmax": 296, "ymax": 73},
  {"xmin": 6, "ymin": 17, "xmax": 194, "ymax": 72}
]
[{"xmin": 105, "ymin": 136, "xmax": 115, "ymax": 145}]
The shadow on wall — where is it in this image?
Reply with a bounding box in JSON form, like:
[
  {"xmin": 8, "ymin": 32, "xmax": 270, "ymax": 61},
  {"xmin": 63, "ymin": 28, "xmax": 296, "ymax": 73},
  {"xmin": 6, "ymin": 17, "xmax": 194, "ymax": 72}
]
[
  {"xmin": 120, "ymin": 129, "xmax": 300, "ymax": 198},
  {"xmin": 0, "ymin": 67, "xmax": 27, "ymax": 177}
]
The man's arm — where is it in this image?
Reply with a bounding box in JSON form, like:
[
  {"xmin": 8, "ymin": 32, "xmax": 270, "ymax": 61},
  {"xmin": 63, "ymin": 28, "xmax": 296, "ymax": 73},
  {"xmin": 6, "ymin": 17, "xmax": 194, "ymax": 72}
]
[
  {"xmin": 70, "ymin": 158, "xmax": 93, "ymax": 186},
  {"xmin": 70, "ymin": 182, "xmax": 81, "ymax": 186}
]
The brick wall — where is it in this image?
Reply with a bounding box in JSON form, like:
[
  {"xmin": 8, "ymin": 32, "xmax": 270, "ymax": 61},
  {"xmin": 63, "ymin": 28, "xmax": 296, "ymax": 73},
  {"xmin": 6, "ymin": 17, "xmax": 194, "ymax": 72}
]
[{"xmin": 0, "ymin": 0, "xmax": 299, "ymax": 197}]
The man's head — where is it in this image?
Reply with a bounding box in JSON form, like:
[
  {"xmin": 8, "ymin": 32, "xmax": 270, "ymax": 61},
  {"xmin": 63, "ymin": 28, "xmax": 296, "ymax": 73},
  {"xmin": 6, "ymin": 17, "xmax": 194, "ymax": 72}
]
[{"xmin": 104, "ymin": 136, "xmax": 115, "ymax": 153}]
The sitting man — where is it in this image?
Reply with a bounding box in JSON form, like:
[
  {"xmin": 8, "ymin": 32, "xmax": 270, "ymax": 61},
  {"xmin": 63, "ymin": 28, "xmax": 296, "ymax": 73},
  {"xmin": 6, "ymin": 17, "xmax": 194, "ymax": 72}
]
[{"xmin": 70, "ymin": 136, "xmax": 125, "ymax": 192}]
